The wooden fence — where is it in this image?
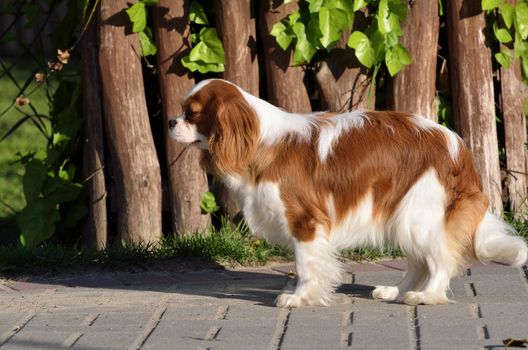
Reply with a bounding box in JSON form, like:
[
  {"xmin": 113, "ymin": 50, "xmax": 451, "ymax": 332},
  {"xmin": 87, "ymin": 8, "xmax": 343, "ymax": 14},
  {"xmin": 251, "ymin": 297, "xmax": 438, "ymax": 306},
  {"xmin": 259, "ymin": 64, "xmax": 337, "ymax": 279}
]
[{"xmin": 79, "ymin": 0, "xmax": 527, "ymax": 248}]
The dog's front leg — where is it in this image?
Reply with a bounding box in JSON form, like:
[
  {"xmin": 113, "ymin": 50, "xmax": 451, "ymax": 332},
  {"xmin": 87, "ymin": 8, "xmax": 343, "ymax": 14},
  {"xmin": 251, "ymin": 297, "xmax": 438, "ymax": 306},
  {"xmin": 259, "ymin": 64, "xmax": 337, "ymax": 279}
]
[{"xmin": 275, "ymin": 236, "xmax": 344, "ymax": 308}]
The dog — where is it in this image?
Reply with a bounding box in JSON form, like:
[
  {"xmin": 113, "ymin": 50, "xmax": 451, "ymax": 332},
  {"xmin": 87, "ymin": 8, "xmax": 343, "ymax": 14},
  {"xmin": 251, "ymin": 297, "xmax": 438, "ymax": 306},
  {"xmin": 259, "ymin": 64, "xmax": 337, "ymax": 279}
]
[{"xmin": 168, "ymin": 79, "xmax": 527, "ymax": 307}]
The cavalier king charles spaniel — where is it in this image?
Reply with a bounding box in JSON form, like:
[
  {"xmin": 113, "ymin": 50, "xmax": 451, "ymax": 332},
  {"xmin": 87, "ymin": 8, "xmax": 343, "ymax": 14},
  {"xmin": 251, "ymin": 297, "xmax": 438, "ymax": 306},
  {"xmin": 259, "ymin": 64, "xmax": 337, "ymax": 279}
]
[{"xmin": 168, "ymin": 79, "xmax": 527, "ymax": 308}]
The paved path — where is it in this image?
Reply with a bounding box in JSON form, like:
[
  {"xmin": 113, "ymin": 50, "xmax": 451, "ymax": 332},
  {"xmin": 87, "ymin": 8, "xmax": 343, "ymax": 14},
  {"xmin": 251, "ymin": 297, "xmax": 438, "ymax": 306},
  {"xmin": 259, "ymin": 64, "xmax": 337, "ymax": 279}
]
[{"xmin": 0, "ymin": 260, "xmax": 527, "ymax": 349}]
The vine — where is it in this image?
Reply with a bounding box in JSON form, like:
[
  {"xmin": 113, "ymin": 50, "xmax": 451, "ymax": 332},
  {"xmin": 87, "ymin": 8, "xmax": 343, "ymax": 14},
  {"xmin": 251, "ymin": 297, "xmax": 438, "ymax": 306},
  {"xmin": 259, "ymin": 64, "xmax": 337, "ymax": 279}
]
[
  {"xmin": 482, "ymin": 0, "xmax": 528, "ymax": 87},
  {"xmin": 271, "ymin": 0, "xmax": 411, "ymax": 76},
  {"xmin": 126, "ymin": 0, "xmax": 159, "ymax": 57},
  {"xmin": 0, "ymin": 0, "xmax": 91, "ymax": 247},
  {"xmin": 181, "ymin": 1, "xmax": 225, "ymax": 73}
]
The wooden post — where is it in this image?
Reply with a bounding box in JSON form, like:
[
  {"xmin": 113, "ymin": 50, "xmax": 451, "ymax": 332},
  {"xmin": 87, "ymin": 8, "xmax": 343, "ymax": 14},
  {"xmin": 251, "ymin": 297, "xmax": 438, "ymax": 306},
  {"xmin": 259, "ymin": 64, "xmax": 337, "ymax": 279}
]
[
  {"xmin": 81, "ymin": 1, "xmax": 107, "ymax": 249},
  {"xmin": 99, "ymin": 0, "xmax": 162, "ymax": 244},
  {"xmin": 315, "ymin": 11, "xmax": 374, "ymax": 112},
  {"xmin": 446, "ymin": 0, "xmax": 503, "ymax": 213},
  {"xmin": 499, "ymin": 1, "xmax": 528, "ymax": 219},
  {"xmin": 153, "ymin": 0, "xmax": 211, "ymax": 234},
  {"xmin": 258, "ymin": 0, "xmax": 311, "ymax": 112},
  {"xmin": 387, "ymin": 1, "xmax": 439, "ymax": 119},
  {"xmin": 215, "ymin": 0, "xmax": 259, "ymax": 95}
]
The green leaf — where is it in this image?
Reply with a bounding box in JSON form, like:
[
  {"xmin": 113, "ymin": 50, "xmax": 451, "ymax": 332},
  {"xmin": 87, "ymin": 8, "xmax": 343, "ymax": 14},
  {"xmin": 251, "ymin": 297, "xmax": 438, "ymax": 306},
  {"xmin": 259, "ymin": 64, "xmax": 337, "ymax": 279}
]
[
  {"xmin": 181, "ymin": 56, "xmax": 224, "ymax": 73},
  {"xmin": 353, "ymin": 0, "xmax": 368, "ymax": 11},
  {"xmin": 388, "ymin": 0, "xmax": 407, "ymax": 21},
  {"xmin": 139, "ymin": 30, "xmax": 158, "ymax": 56},
  {"xmin": 336, "ymin": 0, "xmax": 355, "ymax": 26},
  {"xmin": 514, "ymin": 31, "xmax": 528, "ymax": 58},
  {"xmin": 189, "ymin": 28, "xmax": 225, "ymax": 64},
  {"xmin": 22, "ymin": 159, "xmax": 47, "ymax": 202},
  {"xmin": 385, "ymin": 47, "xmax": 402, "ymax": 76},
  {"xmin": 482, "ymin": 0, "xmax": 502, "ymax": 11},
  {"xmin": 495, "ymin": 49, "xmax": 512, "ymax": 68},
  {"xmin": 309, "ymin": 0, "xmax": 324, "ymax": 13},
  {"xmin": 189, "ymin": 1, "xmax": 209, "ymax": 25},
  {"xmin": 319, "ymin": 7, "xmax": 349, "ymax": 48},
  {"xmin": 499, "ymin": 3, "xmax": 514, "ymax": 29},
  {"xmin": 377, "ymin": 0, "xmax": 401, "ymax": 35},
  {"xmin": 125, "ymin": 2, "xmax": 147, "ymax": 33},
  {"xmin": 18, "ymin": 199, "xmax": 60, "ymax": 247},
  {"xmin": 52, "ymin": 107, "xmax": 82, "ymax": 145},
  {"xmin": 200, "ymin": 191, "xmax": 220, "ymax": 214},
  {"xmin": 271, "ymin": 22, "xmax": 294, "ymax": 50},
  {"xmin": 521, "ymin": 55, "xmax": 528, "ymax": 84},
  {"xmin": 515, "ymin": 3, "xmax": 528, "ymax": 40},
  {"xmin": 385, "ymin": 44, "xmax": 411, "ymax": 76},
  {"xmin": 347, "ymin": 31, "xmax": 376, "ymax": 68},
  {"xmin": 493, "ymin": 21, "xmax": 513, "ymax": 43},
  {"xmin": 292, "ymin": 22, "xmax": 317, "ymax": 64},
  {"xmin": 393, "ymin": 43, "xmax": 412, "ymax": 64},
  {"xmin": 141, "ymin": 0, "xmax": 159, "ymax": 5}
]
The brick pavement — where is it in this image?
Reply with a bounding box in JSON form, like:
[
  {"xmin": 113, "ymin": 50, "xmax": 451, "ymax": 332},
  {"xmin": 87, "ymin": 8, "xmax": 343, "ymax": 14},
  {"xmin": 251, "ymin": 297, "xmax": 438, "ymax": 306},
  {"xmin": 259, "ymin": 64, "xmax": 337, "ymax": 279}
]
[{"xmin": 0, "ymin": 260, "xmax": 526, "ymax": 349}]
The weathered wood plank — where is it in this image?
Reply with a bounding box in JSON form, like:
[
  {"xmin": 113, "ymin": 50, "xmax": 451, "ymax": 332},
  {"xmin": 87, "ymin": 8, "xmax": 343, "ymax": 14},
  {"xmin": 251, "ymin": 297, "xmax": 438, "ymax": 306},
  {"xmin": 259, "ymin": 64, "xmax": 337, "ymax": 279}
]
[
  {"xmin": 446, "ymin": 0, "xmax": 503, "ymax": 213},
  {"xmin": 153, "ymin": 0, "xmax": 211, "ymax": 234},
  {"xmin": 99, "ymin": 0, "xmax": 162, "ymax": 243}
]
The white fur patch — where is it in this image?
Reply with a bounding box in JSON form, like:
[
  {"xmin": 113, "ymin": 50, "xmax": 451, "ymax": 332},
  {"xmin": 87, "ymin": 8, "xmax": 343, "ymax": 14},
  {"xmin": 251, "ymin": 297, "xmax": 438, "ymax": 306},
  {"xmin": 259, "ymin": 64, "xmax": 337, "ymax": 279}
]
[
  {"xmin": 411, "ymin": 115, "xmax": 461, "ymax": 161},
  {"xmin": 328, "ymin": 192, "xmax": 384, "ymax": 250},
  {"xmin": 184, "ymin": 79, "xmax": 215, "ymax": 99},
  {"xmin": 240, "ymin": 91, "xmax": 318, "ymax": 145},
  {"xmin": 317, "ymin": 111, "xmax": 368, "ymax": 162},
  {"xmin": 168, "ymin": 115, "xmax": 208, "ymax": 149},
  {"xmin": 240, "ymin": 182, "xmax": 293, "ymax": 247}
]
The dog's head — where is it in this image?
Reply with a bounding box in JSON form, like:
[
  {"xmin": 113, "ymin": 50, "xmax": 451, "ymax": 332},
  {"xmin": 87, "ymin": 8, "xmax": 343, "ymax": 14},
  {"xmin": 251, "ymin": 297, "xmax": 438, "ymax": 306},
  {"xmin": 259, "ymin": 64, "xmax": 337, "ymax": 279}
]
[{"xmin": 168, "ymin": 79, "xmax": 260, "ymax": 175}]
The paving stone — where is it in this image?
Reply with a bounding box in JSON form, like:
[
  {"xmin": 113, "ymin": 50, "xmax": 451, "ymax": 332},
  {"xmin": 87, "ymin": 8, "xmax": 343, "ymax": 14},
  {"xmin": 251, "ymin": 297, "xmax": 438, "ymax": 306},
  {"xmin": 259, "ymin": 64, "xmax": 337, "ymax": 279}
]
[{"xmin": 0, "ymin": 260, "xmax": 526, "ymax": 349}]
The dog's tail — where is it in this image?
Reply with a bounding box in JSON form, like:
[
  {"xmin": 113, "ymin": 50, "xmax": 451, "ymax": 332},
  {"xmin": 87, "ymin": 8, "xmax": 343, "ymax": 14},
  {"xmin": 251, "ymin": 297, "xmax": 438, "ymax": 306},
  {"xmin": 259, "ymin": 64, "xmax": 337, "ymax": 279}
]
[{"xmin": 474, "ymin": 212, "xmax": 527, "ymax": 266}]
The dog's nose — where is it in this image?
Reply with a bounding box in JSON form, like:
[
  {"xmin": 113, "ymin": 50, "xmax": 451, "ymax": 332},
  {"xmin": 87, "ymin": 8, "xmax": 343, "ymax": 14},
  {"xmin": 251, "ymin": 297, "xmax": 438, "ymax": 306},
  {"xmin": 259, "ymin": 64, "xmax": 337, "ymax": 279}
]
[{"xmin": 168, "ymin": 119, "xmax": 177, "ymax": 129}]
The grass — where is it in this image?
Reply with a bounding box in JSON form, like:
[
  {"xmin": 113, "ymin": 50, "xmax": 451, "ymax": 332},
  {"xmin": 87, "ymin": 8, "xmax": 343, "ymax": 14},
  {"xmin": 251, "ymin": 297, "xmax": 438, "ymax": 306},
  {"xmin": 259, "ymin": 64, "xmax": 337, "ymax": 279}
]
[{"xmin": 3, "ymin": 217, "xmax": 525, "ymax": 276}]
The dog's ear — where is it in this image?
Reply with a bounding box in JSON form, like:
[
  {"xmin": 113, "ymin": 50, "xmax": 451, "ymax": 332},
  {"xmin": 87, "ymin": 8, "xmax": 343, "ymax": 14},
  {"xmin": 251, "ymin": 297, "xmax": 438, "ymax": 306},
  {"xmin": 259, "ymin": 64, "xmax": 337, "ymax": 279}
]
[{"xmin": 209, "ymin": 97, "xmax": 259, "ymax": 175}]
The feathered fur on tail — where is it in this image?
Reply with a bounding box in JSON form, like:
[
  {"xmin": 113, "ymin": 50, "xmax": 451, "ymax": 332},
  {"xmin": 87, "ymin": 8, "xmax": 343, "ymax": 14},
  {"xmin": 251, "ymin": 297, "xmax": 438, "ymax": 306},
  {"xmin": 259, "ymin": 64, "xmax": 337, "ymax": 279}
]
[{"xmin": 474, "ymin": 212, "xmax": 527, "ymax": 266}]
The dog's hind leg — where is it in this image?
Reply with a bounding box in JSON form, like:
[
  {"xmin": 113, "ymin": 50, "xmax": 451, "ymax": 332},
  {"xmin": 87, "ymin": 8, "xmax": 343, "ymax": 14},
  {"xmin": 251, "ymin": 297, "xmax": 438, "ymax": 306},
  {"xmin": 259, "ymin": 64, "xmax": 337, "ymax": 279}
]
[
  {"xmin": 276, "ymin": 232, "xmax": 345, "ymax": 308},
  {"xmin": 372, "ymin": 255, "xmax": 427, "ymax": 301}
]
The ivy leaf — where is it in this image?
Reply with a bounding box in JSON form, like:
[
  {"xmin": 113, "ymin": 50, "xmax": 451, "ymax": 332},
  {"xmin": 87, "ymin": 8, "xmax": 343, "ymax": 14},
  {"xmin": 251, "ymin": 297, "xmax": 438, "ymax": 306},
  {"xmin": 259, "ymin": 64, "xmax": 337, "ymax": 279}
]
[
  {"xmin": 139, "ymin": 28, "xmax": 158, "ymax": 56},
  {"xmin": 388, "ymin": 0, "xmax": 407, "ymax": 22},
  {"xmin": 309, "ymin": 0, "xmax": 324, "ymax": 13},
  {"xmin": 271, "ymin": 22, "xmax": 294, "ymax": 50},
  {"xmin": 125, "ymin": 2, "xmax": 146, "ymax": 33},
  {"xmin": 21, "ymin": 158, "xmax": 47, "ymax": 202},
  {"xmin": 181, "ymin": 56, "xmax": 224, "ymax": 73},
  {"xmin": 499, "ymin": 3, "xmax": 514, "ymax": 29},
  {"xmin": 319, "ymin": 6, "xmax": 349, "ymax": 48},
  {"xmin": 189, "ymin": 28, "xmax": 224, "ymax": 64},
  {"xmin": 141, "ymin": 0, "xmax": 159, "ymax": 5},
  {"xmin": 189, "ymin": 1, "xmax": 209, "ymax": 25},
  {"xmin": 292, "ymin": 22, "xmax": 317, "ymax": 64},
  {"xmin": 521, "ymin": 55, "xmax": 528, "ymax": 84},
  {"xmin": 385, "ymin": 44, "xmax": 411, "ymax": 76},
  {"xmin": 482, "ymin": 0, "xmax": 503, "ymax": 11},
  {"xmin": 495, "ymin": 49, "xmax": 512, "ymax": 68},
  {"xmin": 200, "ymin": 191, "xmax": 220, "ymax": 214},
  {"xmin": 18, "ymin": 199, "xmax": 61, "ymax": 247},
  {"xmin": 348, "ymin": 31, "xmax": 376, "ymax": 68},
  {"xmin": 493, "ymin": 22, "xmax": 512, "ymax": 43},
  {"xmin": 335, "ymin": 0, "xmax": 355, "ymax": 27},
  {"xmin": 377, "ymin": 0, "xmax": 401, "ymax": 35},
  {"xmin": 514, "ymin": 3, "xmax": 528, "ymax": 40},
  {"xmin": 353, "ymin": 0, "xmax": 369, "ymax": 11}
]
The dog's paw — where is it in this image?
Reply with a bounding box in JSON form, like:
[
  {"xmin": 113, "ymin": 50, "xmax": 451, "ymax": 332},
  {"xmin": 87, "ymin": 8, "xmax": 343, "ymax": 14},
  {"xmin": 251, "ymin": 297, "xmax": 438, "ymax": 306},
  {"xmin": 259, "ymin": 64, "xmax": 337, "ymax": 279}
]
[
  {"xmin": 275, "ymin": 293, "xmax": 305, "ymax": 308},
  {"xmin": 372, "ymin": 285, "xmax": 399, "ymax": 301},
  {"xmin": 403, "ymin": 291, "xmax": 451, "ymax": 305}
]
